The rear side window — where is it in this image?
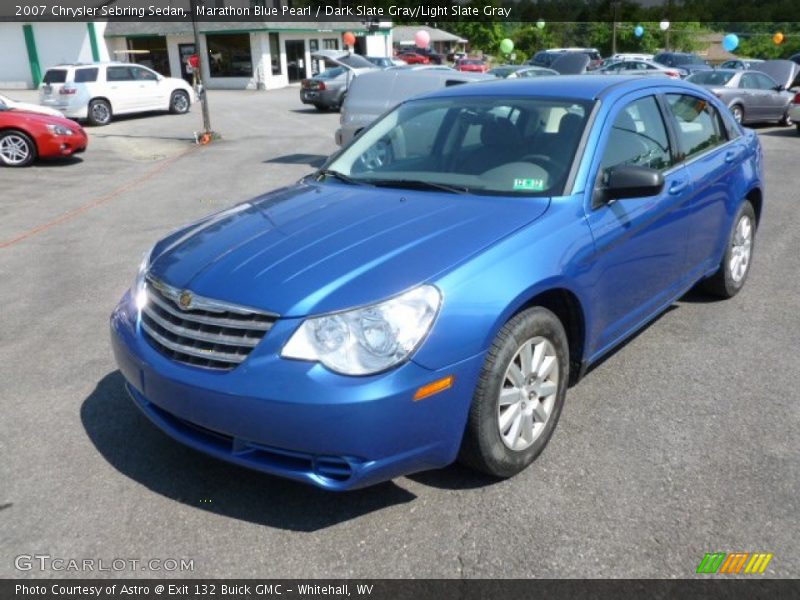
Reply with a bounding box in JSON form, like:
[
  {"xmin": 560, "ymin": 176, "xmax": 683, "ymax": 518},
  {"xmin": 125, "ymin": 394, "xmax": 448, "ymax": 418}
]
[
  {"xmin": 666, "ymin": 94, "xmax": 725, "ymax": 159},
  {"xmin": 106, "ymin": 66, "xmax": 135, "ymax": 82},
  {"xmin": 74, "ymin": 68, "xmax": 98, "ymax": 83},
  {"xmin": 600, "ymin": 96, "xmax": 672, "ymax": 173},
  {"xmin": 43, "ymin": 69, "xmax": 67, "ymax": 84}
]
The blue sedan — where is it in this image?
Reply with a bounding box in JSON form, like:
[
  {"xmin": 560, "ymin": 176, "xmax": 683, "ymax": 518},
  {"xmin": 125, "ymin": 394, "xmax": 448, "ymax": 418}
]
[{"xmin": 111, "ymin": 76, "xmax": 764, "ymax": 490}]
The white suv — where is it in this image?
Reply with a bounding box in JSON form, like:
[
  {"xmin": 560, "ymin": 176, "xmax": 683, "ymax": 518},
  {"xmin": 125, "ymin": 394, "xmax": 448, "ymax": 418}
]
[{"xmin": 39, "ymin": 62, "xmax": 195, "ymax": 126}]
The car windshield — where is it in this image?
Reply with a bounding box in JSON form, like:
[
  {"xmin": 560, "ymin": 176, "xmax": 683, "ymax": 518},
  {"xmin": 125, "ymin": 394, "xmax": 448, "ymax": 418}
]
[
  {"xmin": 688, "ymin": 71, "xmax": 736, "ymax": 85},
  {"xmin": 325, "ymin": 95, "xmax": 593, "ymax": 196}
]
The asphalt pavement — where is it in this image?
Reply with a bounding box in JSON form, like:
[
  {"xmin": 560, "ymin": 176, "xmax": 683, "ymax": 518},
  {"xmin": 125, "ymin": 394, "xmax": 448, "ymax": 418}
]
[{"xmin": 1, "ymin": 88, "xmax": 798, "ymax": 578}]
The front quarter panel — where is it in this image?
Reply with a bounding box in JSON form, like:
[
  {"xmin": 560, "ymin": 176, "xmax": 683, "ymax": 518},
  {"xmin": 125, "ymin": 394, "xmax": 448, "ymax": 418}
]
[{"xmin": 413, "ymin": 196, "xmax": 594, "ymax": 370}]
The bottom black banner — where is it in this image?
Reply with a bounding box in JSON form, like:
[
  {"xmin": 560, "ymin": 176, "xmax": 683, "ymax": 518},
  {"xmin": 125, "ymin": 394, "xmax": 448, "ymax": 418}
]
[{"xmin": 3, "ymin": 579, "xmax": 800, "ymax": 600}]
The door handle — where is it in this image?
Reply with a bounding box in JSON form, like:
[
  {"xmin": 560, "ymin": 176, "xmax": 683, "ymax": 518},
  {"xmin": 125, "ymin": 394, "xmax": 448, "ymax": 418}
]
[
  {"xmin": 668, "ymin": 181, "xmax": 687, "ymax": 195},
  {"xmin": 725, "ymin": 150, "xmax": 737, "ymax": 163}
]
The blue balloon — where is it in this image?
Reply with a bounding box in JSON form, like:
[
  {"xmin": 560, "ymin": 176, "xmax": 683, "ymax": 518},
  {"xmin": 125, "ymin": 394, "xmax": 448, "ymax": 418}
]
[
  {"xmin": 634, "ymin": 25, "xmax": 644, "ymax": 38},
  {"xmin": 722, "ymin": 33, "xmax": 739, "ymax": 52}
]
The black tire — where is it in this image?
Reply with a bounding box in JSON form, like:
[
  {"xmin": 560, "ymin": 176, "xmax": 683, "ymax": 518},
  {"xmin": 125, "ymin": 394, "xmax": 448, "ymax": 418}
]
[
  {"xmin": 730, "ymin": 104, "xmax": 744, "ymax": 124},
  {"xmin": 780, "ymin": 110, "xmax": 793, "ymax": 127},
  {"xmin": 459, "ymin": 307, "xmax": 569, "ymax": 478},
  {"xmin": 0, "ymin": 130, "xmax": 36, "ymax": 167},
  {"xmin": 313, "ymin": 104, "xmax": 327, "ymax": 112},
  {"xmin": 87, "ymin": 99, "xmax": 112, "ymax": 126},
  {"xmin": 698, "ymin": 200, "xmax": 756, "ymax": 298},
  {"xmin": 169, "ymin": 90, "xmax": 191, "ymax": 114},
  {"xmin": 796, "ymin": 123, "xmax": 800, "ymax": 135}
]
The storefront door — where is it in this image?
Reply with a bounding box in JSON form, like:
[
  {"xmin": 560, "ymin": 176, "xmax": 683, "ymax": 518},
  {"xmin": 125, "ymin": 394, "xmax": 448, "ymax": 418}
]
[{"xmin": 285, "ymin": 40, "xmax": 306, "ymax": 83}]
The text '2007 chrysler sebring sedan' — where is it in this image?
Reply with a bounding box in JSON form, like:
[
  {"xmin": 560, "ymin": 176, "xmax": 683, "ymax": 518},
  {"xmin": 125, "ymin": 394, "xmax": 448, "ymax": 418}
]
[{"xmin": 111, "ymin": 76, "xmax": 764, "ymax": 490}]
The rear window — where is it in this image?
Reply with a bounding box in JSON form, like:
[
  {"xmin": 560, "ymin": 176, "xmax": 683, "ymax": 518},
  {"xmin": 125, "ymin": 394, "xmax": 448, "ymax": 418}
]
[
  {"xmin": 43, "ymin": 69, "xmax": 67, "ymax": 84},
  {"xmin": 74, "ymin": 67, "xmax": 98, "ymax": 83},
  {"xmin": 317, "ymin": 67, "xmax": 346, "ymax": 80}
]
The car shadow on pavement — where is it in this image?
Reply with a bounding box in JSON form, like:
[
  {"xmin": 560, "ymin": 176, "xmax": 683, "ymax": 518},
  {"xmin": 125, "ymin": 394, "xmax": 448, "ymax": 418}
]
[
  {"xmin": 33, "ymin": 157, "xmax": 84, "ymax": 168},
  {"xmin": 758, "ymin": 127, "xmax": 799, "ymax": 138},
  {"xmin": 80, "ymin": 371, "xmax": 416, "ymax": 531},
  {"xmin": 264, "ymin": 154, "xmax": 327, "ymax": 168},
  {"xmin": 289, "ymin": 108, "xmax": 337, "ymax": 115}
]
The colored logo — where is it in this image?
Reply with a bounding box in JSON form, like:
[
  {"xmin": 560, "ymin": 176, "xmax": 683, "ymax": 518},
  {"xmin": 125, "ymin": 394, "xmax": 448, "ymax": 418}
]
[
  {"xmin": 178, "ymin": 291, "xmax": 193, "ymax": 309},
  {"xmin": 696, "ymin": 552, "xmax": 773, "ymax": 574}
]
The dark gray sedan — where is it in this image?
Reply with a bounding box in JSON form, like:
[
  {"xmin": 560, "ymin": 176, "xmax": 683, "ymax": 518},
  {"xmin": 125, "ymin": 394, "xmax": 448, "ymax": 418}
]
[
  {"xmin": 300, "ymin": 51, "xmax": 376, "ymax": 111},
  {"xmin": 687, "ymin": 69, "xmax": 794, "ymax": 125}
]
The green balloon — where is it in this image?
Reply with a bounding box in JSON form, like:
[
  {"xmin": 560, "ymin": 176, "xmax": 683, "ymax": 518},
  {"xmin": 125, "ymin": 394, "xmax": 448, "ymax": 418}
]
[
  {"xmin": 500, "ymin": 38, "xmax": 514, "ymax": 54},
  {"xmin": 536, "ymin": 19, "xmax": 545, "ymax": 29}
]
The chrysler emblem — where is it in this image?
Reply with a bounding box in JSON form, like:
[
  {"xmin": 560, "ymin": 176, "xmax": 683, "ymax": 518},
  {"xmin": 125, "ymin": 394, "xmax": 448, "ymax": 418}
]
[{"xmin": 178, "ymin": 291, "xmax": 193, "ymax": 310}]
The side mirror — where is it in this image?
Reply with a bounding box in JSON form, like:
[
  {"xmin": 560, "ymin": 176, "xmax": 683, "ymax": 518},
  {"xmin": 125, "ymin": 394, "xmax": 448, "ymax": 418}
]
[
  {"xmin": 596, "ymin": 165, "xmax": 664, "ymax": 205},
  {"xmin": 774, "ymin": 84, "xmax": 785, "ymax": 92}
]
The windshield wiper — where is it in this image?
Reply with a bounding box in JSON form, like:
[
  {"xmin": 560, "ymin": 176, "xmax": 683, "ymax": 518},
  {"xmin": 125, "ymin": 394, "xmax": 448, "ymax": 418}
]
[
  {"xmin": 367, "ymin": 179, "xmax": 471, "ymax": 194},
  {"xmin": 314, "ymin": 169, "xmax": 368, "ymax": 186}
]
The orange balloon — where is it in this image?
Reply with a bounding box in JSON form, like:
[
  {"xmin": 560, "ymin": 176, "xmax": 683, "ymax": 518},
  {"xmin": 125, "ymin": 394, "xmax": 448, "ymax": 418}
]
[
  {"xmin": 773, "ymin": 32, "xmax": 784, "ymax": 45},
  {"xmin": 343, "ymin": 32, "xmax": 356, "ymax": 47}
]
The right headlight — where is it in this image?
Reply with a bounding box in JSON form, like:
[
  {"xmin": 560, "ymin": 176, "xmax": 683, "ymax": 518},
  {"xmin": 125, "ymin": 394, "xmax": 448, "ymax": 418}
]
[{"xmin": 281, "ymin": 285, "xmax": 441, "ymax": 376}]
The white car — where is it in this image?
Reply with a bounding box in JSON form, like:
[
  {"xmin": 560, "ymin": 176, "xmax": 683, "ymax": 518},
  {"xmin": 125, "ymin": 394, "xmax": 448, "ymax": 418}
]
[
  {"xmin": 790, "ymin": 91, "xmax": 800, "ymax": 134},
  {"xmin": 39, "ymin": 62, "xmax": 195, "ymax": 126},
  {"xmin": 0, "ymin": 93, "xmax": 64, "ymax": 117}
]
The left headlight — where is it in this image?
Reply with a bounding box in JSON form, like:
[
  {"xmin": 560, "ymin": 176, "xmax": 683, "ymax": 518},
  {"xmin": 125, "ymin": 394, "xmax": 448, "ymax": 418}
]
[
  {"xmin": 46, "ymin": 124, "xmax": 75, "ymax": 136},
  {"xmin": 282, "ymin": 285, "xmax": 441, "ymax": 376}
]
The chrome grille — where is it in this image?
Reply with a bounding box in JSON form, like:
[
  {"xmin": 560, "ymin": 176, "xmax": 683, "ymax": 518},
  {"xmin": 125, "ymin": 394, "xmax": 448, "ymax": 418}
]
[{"xmin": 141, "ymin": 277, "xmax": 277, "ymax": 370}]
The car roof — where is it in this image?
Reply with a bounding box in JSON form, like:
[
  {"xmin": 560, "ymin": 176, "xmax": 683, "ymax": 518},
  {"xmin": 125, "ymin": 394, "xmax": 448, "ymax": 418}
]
[{"xmin": 419, "ymin": 75, "xmax": 699, "ymax": 101}]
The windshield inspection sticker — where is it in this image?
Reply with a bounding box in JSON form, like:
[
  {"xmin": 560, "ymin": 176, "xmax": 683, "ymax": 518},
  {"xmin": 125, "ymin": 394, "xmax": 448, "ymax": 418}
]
[{"xmin": 513, "ymin": 178, "xmax": 545, "ymax": 191}]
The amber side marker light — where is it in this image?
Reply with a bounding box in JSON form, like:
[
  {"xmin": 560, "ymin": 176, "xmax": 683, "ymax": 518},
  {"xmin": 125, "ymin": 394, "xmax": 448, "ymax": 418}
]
[{"xmin": 413, "ymin": 375, "xmax": 454, "ymax": 401}]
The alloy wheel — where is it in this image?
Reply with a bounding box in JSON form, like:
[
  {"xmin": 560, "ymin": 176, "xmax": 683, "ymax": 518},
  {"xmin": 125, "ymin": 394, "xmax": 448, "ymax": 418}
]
[
  {"xmin": 729, "ymin": 214, "xmax": 753, "ymax": 283},
  {"xmin": 497, "ymin": 336, "xmax": 559, "ymax": 451},
  {"xmin": 0, "ymin": 134, "xmax": 32, "ymax": 165}
]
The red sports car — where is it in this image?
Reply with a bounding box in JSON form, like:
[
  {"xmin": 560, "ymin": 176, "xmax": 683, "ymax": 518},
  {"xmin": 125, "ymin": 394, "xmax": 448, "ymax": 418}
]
[
  {"xmin": 455, "ymin": 59, "xmax": 489, "ymax": 73},
  {"xmin": 0, "ymin": 106, "xmax": 87, "ymax": 167},
  {"xmin": 396, "ymin": 52, "xmax": 430, "ymax": 65}
]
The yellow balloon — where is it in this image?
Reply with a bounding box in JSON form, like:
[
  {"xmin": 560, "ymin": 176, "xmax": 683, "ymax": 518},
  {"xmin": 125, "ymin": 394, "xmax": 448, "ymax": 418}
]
[{"xmin": 773, "ymin": 32, "xmax": 784, "ymax": 45}]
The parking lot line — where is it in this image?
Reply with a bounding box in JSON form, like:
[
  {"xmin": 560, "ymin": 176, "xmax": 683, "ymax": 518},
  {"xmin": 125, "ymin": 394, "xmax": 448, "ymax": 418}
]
[{"xmin": 0, "ymin": 145, "xmax": 198, "ymax": 250}]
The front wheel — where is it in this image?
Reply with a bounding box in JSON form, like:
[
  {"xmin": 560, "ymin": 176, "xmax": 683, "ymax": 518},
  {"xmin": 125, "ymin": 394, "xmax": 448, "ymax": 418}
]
[
  {"xmin": 459, "ymin": 307, "xmax": 569, "ymax": 478},
  {"xmin": 0, "ymin": 130, "xmax": 36, "ymax": 167},
  {"xmin": 169, "ymin": 90, "xmax": 190, "ymax": 114},
  {"xmin": 698, "ymin": 200, "xmax": 756, "ymax": 298}
]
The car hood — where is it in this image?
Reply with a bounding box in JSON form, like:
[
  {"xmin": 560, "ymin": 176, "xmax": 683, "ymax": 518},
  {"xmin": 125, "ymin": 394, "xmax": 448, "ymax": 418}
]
[
  {"xmin": 0, "ymin": 108, "xmax": 80, "ymax": 128},
  {"xmin": 752, "ymin": 60, "xmax": 800, "ymax": 89},
  {"xmin": 148, "ymin": 182, "xmax": 550, "ymax": 317}
]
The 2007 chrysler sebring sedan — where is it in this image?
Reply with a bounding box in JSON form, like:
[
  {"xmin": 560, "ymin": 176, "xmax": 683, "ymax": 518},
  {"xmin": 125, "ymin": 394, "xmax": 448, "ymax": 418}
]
[{"xmin": 111, "ymin": 76, "xmax": 764, "ymax": 490}]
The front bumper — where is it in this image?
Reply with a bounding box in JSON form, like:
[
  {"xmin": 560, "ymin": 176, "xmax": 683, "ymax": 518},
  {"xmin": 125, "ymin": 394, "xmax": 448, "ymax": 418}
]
[
  {"xmin": 110, "ymin": 292, "xmax": 483, "ymax": 490},
  {"xmin": 38, "ymin": 131, "xmax": 88, "ymax": 158}
]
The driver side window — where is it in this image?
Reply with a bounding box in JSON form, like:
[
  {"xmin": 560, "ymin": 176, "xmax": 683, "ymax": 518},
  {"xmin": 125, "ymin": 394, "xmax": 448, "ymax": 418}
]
[{"xmin": 600, "ymin": 96, "xmax": 673, "ymax": 176}]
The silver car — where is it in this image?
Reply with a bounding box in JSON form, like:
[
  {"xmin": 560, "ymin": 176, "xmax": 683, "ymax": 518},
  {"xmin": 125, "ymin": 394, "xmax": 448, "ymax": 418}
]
[
  {"xmin": 300, "ymin": 51, "xmax": 376, "ymax": 111},
  {"xmin": 597, "ymin": 59, "xmax": 683, "ymax": 79},
  {"xmin": 687, "ymin": 68, "xmax": 794, "ymax": 125},
  {"xmin": 335, "ymin": 69, "xmax": 492, "ymax": 146}
]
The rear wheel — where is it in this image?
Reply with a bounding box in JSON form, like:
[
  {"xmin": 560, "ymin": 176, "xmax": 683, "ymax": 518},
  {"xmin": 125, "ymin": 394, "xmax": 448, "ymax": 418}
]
[
  {"xmin": 459, "ymin": 307, "xmax": 569, "ymax": 478},
  {"xmin": 0, "ymin": 130, "xmax": 36, "ymax": 167},
  {"xmin": 313, "ymin": 104, "xmax": 327, "ymax": 112},
  {"xmin": 698, "ymin": 200, "xmax": 756, "ymax": 298},
  {"xmin": 169, "ymin": 90, "xmax": 190, "ymax": 114},
  {"xmin": 87, "ymin": 99, "xmax": 112, "ymax": 126},
  {"xmin": 780, "ymin": 110, "xmax": 793, "ymax": 127},
  {"xmin": 730, "ymin": 104, "xmax": 744, "ymax": 124}
]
